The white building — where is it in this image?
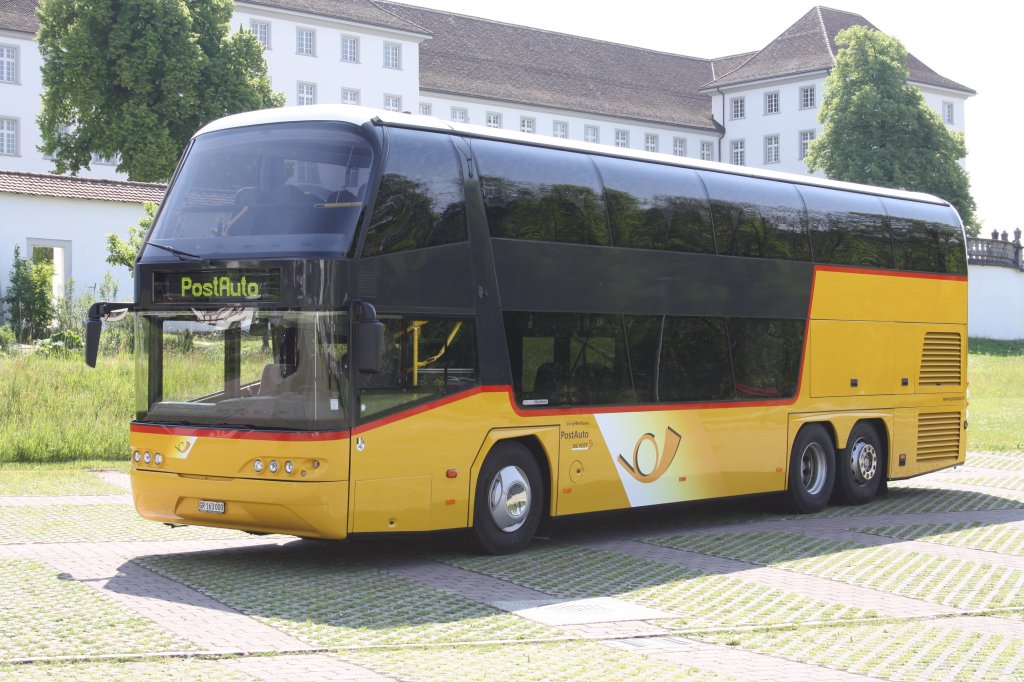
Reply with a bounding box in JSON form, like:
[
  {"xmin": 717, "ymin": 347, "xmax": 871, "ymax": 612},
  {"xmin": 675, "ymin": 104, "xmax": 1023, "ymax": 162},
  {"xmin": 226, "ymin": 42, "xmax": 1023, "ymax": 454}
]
[{"xmin": 0, "ymin": 1, "xmax": 974, "ymax": 307}]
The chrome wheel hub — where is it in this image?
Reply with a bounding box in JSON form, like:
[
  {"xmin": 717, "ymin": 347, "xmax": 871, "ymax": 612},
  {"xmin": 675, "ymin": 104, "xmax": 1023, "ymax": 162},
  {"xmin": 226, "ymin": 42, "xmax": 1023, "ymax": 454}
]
[
  {"xmin": 800, "ymin": 442, "xmax": 828, "ymax": 496},
  {"xmin": 849, "ymin": 439, "xmax": 878, "ymax": 485},
  {"xmin": 487, "ymin": 465, "xmax": 531, "ymax": 533}
]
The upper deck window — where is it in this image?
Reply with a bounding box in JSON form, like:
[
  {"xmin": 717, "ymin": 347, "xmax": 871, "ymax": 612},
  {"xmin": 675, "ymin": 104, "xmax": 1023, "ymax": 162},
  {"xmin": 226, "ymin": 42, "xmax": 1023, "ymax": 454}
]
[
  {"xmin": 148, "ymin": 122, "xmax": 375, "ymax": 260},
  {"xmin": 476, "ymin": 140, "xmax": 609, "ymax": 245}
]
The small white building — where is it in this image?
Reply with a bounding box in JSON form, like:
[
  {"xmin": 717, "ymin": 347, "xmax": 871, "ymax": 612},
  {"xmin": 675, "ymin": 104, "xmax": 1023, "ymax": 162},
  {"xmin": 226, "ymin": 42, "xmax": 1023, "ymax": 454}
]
[{"xmin": 0, "ymin": 171, "xmax": 164, "ymax": 317}]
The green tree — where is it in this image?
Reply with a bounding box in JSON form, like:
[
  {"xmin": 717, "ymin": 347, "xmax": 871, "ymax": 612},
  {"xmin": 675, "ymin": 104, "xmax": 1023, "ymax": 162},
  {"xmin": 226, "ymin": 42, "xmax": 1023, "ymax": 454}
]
[
  {"xmin": 106, "ymin": 201, "xmax": 158, "ymax": 276},
  {"xmin": 36, "ymin": 0, "xmax": 284, "ymax": 182},
  {"xmin": 4, "ymin": 246, "xmax": 56, "ymax": 342},
  {"xmin": 805, "ymin": 26, "xmax": 977, "ymax": 233}
]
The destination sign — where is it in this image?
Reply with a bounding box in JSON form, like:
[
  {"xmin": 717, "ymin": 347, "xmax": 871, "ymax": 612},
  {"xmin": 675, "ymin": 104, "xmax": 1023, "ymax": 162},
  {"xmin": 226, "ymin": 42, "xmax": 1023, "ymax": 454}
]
[{"xmin": 152, "ymin": 269, "xmax": 281, "ymax": 303}]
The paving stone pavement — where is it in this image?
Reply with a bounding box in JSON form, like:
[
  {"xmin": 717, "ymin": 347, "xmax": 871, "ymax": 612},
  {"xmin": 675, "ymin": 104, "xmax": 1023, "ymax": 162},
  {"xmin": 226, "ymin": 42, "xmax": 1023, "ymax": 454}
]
[{"xmin": 2, "ymin": 457, "xmax": 1023, "ymax": 681}]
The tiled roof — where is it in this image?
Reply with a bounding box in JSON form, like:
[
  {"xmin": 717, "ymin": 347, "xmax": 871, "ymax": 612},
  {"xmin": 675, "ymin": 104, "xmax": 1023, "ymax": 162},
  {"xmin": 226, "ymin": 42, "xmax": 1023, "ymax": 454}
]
[
  {"xmin": 380, "ymin": 2, "xmax": 718, "ymax": 131},
  {"xmin": 0, "ymin": 0, "xmax": 38, "ymax": 33},
  {"xmin": 238, "ymin": 0, "xmax": 429, "ymax": 34},
  {"xmin": 705, "ymin": 6, "xmax": 975, "ymax": 94},
  {"xmin": 0, "ymin": 171, "xmax": 165, "ymax": 204}
]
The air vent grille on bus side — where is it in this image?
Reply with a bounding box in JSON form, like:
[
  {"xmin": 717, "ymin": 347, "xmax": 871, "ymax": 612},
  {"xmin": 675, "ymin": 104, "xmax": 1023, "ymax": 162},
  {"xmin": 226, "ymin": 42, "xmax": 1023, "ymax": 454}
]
[
  {"xmin": 916, "ymin": 411, "xmax": 962, "ymax": 461},
  {"xmin": 918, "ymin": 332, "xmax": 962, "ymax": 386}
]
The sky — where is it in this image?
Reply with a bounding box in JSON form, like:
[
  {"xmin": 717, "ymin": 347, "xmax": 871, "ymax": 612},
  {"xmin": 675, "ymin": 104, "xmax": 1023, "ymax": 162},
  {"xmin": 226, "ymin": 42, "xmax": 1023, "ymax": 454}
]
[{"xmin": 397, "ymin": 0, "xmax": 1019, "ymax": 233}]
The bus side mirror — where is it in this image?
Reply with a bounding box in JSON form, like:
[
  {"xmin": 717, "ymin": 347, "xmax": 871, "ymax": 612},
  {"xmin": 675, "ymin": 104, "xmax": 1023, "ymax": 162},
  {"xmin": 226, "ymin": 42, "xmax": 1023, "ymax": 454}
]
[
  {"xmin": 84, "ymin": 302, "xmax": 134, "ymax": 368},
  {"xmin": 353, "ymin": 300, "xmax": 384, "ymax": 374}
]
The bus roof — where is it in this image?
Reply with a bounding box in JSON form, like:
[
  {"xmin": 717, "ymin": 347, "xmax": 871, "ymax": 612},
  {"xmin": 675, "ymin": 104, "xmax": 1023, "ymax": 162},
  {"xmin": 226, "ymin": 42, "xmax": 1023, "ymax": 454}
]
[{"xmin": 196, "ymin": 104, "xmax": 953, "ymax": 209}]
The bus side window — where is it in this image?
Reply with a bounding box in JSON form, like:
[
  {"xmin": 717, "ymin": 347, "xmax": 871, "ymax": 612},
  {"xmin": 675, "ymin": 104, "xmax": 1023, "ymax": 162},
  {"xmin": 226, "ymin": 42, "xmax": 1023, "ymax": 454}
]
[
  {"xmin": 476, "ymin": 140, "xmax": 610, "ymax": 246},
  {"xmin": 357, "ymin": 317, "xmax": 478, "ymax": 419},
  {"xmin": 800, "ymin": 185, "xmax": 894, "ymax": 268},
  {"xmin": 884, "ymin": 197, "xmax": 967, "ymax": 276},
  {"xmin": 701, "ymin": 172, "xmax": 810, "ymax": 261},
  {"xmin": 594, "ymin": 156, "xmax": 715, "ymax": 254},
  {"xmin": 362, "ymin": 129, "xmax": 467, "ymax": 256}
]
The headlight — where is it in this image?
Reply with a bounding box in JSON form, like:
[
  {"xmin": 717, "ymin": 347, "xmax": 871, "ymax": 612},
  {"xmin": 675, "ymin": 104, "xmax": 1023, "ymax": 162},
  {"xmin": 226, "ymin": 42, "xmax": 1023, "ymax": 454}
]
[
  {"xmin": 143, "ymin": 451, "xmax": 151, "ymax": 464},
  {"xmin": 284, "ymin": 460, "xmax": 294, "ymax": 474},
  {"xmin": 154, "ymin": 453, "xmax": 163, "ymax": 466},
  {"xmin": 269, "ymin": 460, "xmax": 279, "ymax": 474},
  {"xmin": 133, "ymin": 451, "xmax": 141, "ymax": 463},
  {"xmin": 254, "ymin": 459, "xmax": 264, "ymax": 473}
]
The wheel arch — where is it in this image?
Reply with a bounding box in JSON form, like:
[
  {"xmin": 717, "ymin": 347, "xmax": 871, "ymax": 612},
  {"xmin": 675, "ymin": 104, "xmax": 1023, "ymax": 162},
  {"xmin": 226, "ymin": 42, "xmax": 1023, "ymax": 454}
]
[{"xmin": 468, "ymin": 428, "xmax": 557, "ymax": 525}]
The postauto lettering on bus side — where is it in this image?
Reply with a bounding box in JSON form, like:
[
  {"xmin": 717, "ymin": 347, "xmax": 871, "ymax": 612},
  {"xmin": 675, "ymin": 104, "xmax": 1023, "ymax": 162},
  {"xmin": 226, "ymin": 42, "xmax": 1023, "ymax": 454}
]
[{"xmin": 180, "ymin": 275, "xmax": 261, "ymax": 299}]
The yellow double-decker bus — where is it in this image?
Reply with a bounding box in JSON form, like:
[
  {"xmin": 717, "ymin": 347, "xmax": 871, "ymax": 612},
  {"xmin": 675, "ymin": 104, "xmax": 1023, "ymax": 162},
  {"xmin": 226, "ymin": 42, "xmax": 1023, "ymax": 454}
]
[{"xmin": 86, "ymin": 106, "xmax": 968, "ymax": 554}]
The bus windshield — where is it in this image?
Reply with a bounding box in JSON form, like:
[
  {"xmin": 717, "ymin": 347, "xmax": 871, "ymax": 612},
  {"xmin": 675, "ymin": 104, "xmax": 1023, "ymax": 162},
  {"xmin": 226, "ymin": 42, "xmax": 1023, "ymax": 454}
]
[
  {"xmin": 148, "ymin": 122, "xmax": 376, "ymax": 260},
  {"xmin": 136, "ymin": 309, "xmax": 349, "ymax": 431}
]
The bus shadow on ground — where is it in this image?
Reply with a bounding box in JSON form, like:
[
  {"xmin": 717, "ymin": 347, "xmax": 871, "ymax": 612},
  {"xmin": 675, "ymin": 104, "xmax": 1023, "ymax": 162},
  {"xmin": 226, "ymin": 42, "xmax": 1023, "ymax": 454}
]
[{"xmin": 101, "ymin": 482, "xmax": 1023, "ymax": 636}]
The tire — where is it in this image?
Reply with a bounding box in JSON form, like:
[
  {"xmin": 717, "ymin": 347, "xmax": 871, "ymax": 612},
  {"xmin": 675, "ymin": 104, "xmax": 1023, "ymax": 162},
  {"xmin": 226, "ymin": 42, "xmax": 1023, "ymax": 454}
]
[
  {"xmin": 787, "ymin": 424, "xmax": 836, "ymax": 513},
  {"xmin": 472, "ymin": 441, "xmax": 544, "ymax": 555},
  {"xmin": 833, "ymin": 422, "xmax": 884, "ymax": 505}
]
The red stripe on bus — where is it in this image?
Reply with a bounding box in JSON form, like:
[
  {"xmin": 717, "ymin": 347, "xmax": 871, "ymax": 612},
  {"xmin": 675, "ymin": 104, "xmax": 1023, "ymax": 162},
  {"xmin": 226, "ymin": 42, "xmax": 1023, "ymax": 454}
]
[
  {"xmin": 130, "ymin": 423, "xmax": 347, "ymax": 442},
  {"xmin": 813, "ymin": 264, "xmax": 967, "ymax": 282}
]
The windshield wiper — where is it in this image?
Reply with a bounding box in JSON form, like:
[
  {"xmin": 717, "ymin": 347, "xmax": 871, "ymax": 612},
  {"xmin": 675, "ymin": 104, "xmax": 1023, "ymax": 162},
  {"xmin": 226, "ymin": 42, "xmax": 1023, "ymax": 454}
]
[{"xmin": 145, "ymin": 241, "xmax": 211, "ymax": 264}]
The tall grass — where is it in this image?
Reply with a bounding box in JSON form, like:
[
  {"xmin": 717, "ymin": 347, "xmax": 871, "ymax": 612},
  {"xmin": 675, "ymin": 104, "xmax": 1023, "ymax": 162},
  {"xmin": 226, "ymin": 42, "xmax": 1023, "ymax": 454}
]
[{"xmin": 0, "ymin": 353, "xmax": 134, "ymax": 463}]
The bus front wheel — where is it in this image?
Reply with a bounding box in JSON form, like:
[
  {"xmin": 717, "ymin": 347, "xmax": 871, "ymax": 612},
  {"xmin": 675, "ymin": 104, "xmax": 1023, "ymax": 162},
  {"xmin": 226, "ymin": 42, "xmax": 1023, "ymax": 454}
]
[
  {"xmin": 788, "ymin": 424, "xmax": 835, "ymax": 514},
  {"xmin": 472, "ymin": 441, "xmax": 543, "ymax": 555},
  {"xmin": 833, "ymin": 422, "xmax": 884, "ymax": 505}
]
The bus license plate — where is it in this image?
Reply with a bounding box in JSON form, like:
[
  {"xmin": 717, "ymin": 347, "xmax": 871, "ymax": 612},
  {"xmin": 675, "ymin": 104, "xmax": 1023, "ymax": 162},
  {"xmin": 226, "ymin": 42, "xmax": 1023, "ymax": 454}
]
[{"xmin": 198, "ymin": 499, "xmax": 225, "ymax": 514}]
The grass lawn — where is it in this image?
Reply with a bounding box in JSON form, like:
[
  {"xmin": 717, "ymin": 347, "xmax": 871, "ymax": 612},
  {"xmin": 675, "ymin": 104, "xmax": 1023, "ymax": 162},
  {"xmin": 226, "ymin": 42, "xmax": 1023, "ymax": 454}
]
[{"xmin": 966, "ymin": 338, "xmax": 1024, "ymax": 451}]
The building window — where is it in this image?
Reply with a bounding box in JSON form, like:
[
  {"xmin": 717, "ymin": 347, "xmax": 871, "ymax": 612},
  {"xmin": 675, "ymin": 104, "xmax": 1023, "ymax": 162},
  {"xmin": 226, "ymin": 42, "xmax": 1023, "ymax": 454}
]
[
  {"xmin": 383, "ymin": 94, "xmax": 401, "ymax": 112},
  {"xmin": 520, "ymin": 117, "xmax": 536, "ymax": 134},
  {"xmin": 451, "ymin": 107, "xmax": 468, "ymax": 123},
  {"xmin": 0, "ymin": 118, "xmax": 17, "ymax": 155},
  {"xmin": 296, "ymin": 28, "xmax": 315, "ymax": 56},
  {"xmin": 764, "ymin": 134, "xmax": 780, "ymax": 164},
  {"xmin": 730, "ymin": 139, "xmax": 745, "ymax": 166},
  {"xmin": 419, "ymin": 103, "xmax": 432, "ymax": 116},
  {"xmin": 644, "ymin": 133, "xmax": 658, "ymax": 153},
  {"xmin": 249, "ymin": 21, "xmax": 270, "ymax": 49},
  {"xmin": 91, "ymin": 152, "xmax": 120, "ymax": 166},
  {"xmin": 614, "ymin": 129, "xmax": 629, "ymax": 148},
  {"xmin": 486, "ymin": 112, "xmax": 502, "ymax": 128},
  {"xmin": 584, "ymin": 125, "xmax": 599, "ymax": 144},
  {"xmin": 800, "ymin": 85, "xmax": 816, "ymax": 109},
  {"xmin": 700, "ymin": 140, "xmax": 714, "ymax": 161},
  {"xmin": 340, "ymin": 36, "xmax": 359, "ymax": 63},
  {"xmin": 943, "ymin": 101, "xmax": 955, "ymax": 125},
  {"xmin": 0, "ymin": 46, "xmax": 16, "ymax": 84},
  {"xmin": 384, "ymin": 42, "xmax": 401, "ymax": 69},
  {"xmin": 672, "ymin": 137, "xmax": 687, "ymax": 157},
  {"xmin": 341, "ymin": 88, "xmax": 360, "ymax": 106},
  {"xmin": 765, "ymin": 91, "xmax": 779, "ymax": 115},
  {"xmin": 297, "ymin": 82, "xmax": 316, "ymax": 105},
  {"xmin": 799, "ymin": 130, "xmax": 816, "ymax": 159},
  {"xmin": 730, "ymin": 96, "xmax": 745, "ymax": 120},
  {"xmin": 553, "ymin": 121, "xmax": 567, "ymax": 138}
]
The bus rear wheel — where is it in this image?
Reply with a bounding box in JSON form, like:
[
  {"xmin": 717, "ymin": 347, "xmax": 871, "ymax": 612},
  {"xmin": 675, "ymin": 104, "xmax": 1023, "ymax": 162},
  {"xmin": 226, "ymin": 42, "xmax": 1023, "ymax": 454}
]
[
  {"xmin": 833, "ymin": 422, "xmax": 884, "ymax": 505},
  {"xmin": 788, "ymin": 424, "xmax": 835, "ymax": 514},
  {"xmin": 472, "ymin": 441, "xmax": 543, "ymax": 555}
]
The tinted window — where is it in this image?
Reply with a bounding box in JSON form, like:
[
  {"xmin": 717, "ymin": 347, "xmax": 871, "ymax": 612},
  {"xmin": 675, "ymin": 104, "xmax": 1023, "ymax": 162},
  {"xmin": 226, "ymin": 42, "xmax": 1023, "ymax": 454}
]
[
  {"xmin": 659, "ymin": 317, "xmax": 734, "ymax": 401},
  {"xmin": 594, "ymin": 156, "xmax": 714, "ymax": 253},
  {"xmin": 799, "ymin": 185, "xmax": 893, "ymax": 268},
  {"xmin": 363, "ymin": 128, "xmax": 466, "ymax": 256},
  {"xmin": 729, "ymin": 318, "xmax": 804, "ymax": 399},
  {"xmin": 884, "ymin": 198, "xmax": 967, "ymax": 275},
  {"xmin": 357, "ymin": 316, "xmax": 477, "ymax": 419},
  {"xmin": 701, "ymin": 172, "xmax": 810, "ymax": 260},
  {"xmin": 476, "ymin": 140, "xmax": 610, "ymax": 245}
]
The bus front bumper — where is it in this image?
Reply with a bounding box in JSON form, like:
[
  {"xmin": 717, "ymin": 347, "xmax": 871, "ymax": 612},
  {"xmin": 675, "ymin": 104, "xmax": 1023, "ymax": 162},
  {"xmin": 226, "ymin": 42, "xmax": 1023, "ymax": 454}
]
[{"xmin": 131, "ymin": 469, "xmax": 349, "ymax": 540}]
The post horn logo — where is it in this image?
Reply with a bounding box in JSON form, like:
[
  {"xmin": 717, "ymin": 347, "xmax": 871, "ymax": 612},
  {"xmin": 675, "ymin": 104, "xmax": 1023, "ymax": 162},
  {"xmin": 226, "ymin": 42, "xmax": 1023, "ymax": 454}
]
[{"xmin": 617, "ymin": 427, "xmax": 681, "ymax": 483}]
